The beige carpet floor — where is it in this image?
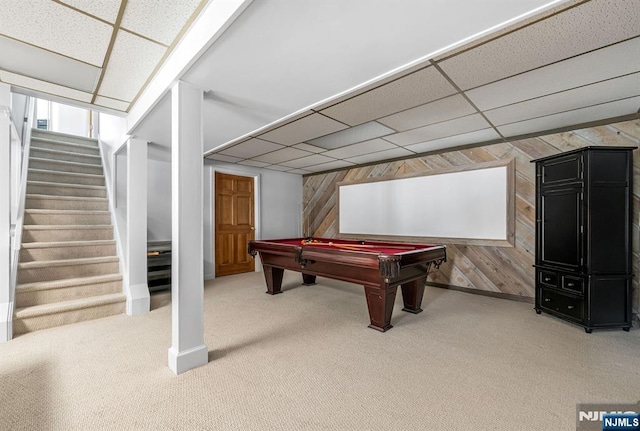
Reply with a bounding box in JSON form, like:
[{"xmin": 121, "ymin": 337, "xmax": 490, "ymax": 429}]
[{"xmin": 0, "ymin": 270, "xmax": 638, "ymax": 430}]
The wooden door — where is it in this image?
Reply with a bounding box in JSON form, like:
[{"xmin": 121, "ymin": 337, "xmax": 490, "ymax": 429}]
[{"xmin": 215, "ymin": 172, "xmax": 255, "ymax": 276}]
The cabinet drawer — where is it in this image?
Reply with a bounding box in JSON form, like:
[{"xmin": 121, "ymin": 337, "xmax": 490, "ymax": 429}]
[
  {"xmin": 562, "ymin": 275, "xmax": 583, "ymax": 294},
  {"xmin": 540, "ymin": 289, "xmax": 583, "ymax": 321},
  {"xmin": 539, "ymin": 270, "xmax": 558, "ymax": 288},
  {"xmin": 540, "ymin": 154, "xmax": 582, "ymax": 186}
]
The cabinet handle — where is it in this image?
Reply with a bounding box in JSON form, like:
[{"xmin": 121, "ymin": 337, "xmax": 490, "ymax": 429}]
[
  {"xmin": 567, "ymin": 305, "xmax": 575, "ymax": 310},
  {"xmin": 544, "ymin": 298, "xmax": 551, "ymax": 302},
  {"xmin": 544, "ymin": 277, "xmax": 551, "ymax": 282},
  {"xmin": 567, "ymin": 282, "xmax": 574, "ymax": 287}
]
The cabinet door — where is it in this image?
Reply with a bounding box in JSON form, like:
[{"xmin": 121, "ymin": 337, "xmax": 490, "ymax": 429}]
[{"xmin": 539, "ymin": 188, "xmax": 582, "ymax": 269}]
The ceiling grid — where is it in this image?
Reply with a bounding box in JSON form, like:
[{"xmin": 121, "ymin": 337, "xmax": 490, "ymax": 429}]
[
  {"xmin": 1, "ymin": 0, "xmax": 638, "ymax": 175},
  {"xmin": 203, "ymin": 0, "xmax": 640, "ymax": 175},
  {"xmin": 0, "ymin": 0, "xmax": 207, "ymax": 113}
]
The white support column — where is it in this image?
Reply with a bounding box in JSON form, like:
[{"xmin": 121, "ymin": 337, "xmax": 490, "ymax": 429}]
[
  {"xmin": 125, "ymin": 138, "xmax": 150, "ymax": 315},
  {"xmin": 0, "ymin": 83, "xmax": 12, "ymax": 342},
  {"xmin": 168, "ymin": 81, "xmax": 208, "ymax": 375}
]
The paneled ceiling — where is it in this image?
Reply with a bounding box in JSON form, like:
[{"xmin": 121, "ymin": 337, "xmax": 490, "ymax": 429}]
[
  {"xmin": 203, "ymin": 0, "xmax": 640, "ymax": 175},
  {"xmin": 2, "ymin": 1, "xmax": 639, "ymax": 176},
  {"xmin": 0, "ymin": 0, "xmax": 206, "ymax": 113}
]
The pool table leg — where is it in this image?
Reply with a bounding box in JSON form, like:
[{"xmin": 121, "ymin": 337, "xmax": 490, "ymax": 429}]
[
  {"xmin": 263, "ymin": 265, "xmax": 284, "ymax": 295},
  {"xmin": 401, "ymin": 276, "xmax": 427, "ymax": 314},
  {"xmin": 364, "ymin": 285, "xmax": 398, "ymax": 332},
  {"xmin": 302, "ymin": 273, "xmax": 316, "ymax": 285}
]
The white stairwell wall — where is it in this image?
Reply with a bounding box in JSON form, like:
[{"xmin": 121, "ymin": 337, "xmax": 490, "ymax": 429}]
[
  {"xmin": 97, "ymin": 113, "xmax": 149, "ymax": 316},
  {"xmin": 0, "ymin": 84, "xmax": 12, "ymax": 342}
]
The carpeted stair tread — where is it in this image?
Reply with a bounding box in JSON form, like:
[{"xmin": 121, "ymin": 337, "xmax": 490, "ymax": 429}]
[
  {"xmin": 28, "ymin": 168, "xmax": 105, "ymax": 184},
  {"xmin": 29, "ymin": 157, "xmax": 104, "ymax": 171},
  {"xmin": 31, "ymin": 129, "xmax": 99, "ymax": 146},
  {"xmin": 18, "ymin": 255, "xmax": 118, "ymax": 270},
  {"xmin": 14, "ymin": 292, "xmax": 126, "ymax": 319},
  {"xmin": 30, "ymin": 147, "xmax": 101, "ymax": 164},
  {"xmin": 24, "ymin": 209, "xmax": 110, "ymax": 215},
  {"xmin": 23, "ymin": 224, "xmax": 113, "ymax": 231},
  {"xmin": 17, "ymin": 273, "xmax": 123, "ymax": 293},
  {"xmin": 27, "ymin": 181, "xmax": 106, "ymax": 191},
  {"xmin": 26, "ymin": 194, "xmax": 108, "ymax": 202},
  {"xmin": 21, "ymin": 225, "xmax": 114, "ymax": 243},
  {"xmin": 21, "ymin": 239, "xmax": 116, "ymax": 249},
  {"xmin": 31, "ymin": 136, "xmax": 100, "ymax": 155}
]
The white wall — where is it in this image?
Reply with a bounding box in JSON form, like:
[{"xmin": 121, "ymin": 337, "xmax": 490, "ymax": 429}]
[
  {"xmin": 147, "ymin": 157, "xmax": 172, "ymax": 241},
  {"xmin": 9, "ymin": 93, "xmax": 28, "ymax": 141},
  {"xmin": 51, "ymin": 102, "xmax": 89, "ymax": 137},
  {"xmin": 202, "ymin": 160, "xmax": 303, "ymax": 279},
  {"xmin": 98, "ymin": 112, "xmax": 129, "ymax": 175}
]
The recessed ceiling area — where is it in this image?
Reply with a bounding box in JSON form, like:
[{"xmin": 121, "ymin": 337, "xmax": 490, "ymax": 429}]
[
  {"xmin": 0, "ymin": 0, "xmax": 206, "ymax": 113},
  {"xmin": 203, "ymin": 0, "xmax": 640, "ymax": 175}
]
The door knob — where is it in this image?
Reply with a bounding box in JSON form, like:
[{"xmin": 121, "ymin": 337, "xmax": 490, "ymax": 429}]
[{"xmin": 250, "ymin": 226, "xmax": 255, "ymax": 230}]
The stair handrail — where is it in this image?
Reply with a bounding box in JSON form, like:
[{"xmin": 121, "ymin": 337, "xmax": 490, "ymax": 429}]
[{"xmin": 9, "ymin": 96, "xmax": 35, "ymax": 319}]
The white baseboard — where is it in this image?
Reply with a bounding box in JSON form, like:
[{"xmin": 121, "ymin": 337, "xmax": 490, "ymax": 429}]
[
  {"xmin": 168, "ymin": 344, "xmax": 208, "ymax": 375},
  {"xmin": 126, "ymin": 283, "xmax": 150, "ymax": 315},
  {"xmin": 0, "ymin": 301, "xmax": 14, "ymax": 343}
]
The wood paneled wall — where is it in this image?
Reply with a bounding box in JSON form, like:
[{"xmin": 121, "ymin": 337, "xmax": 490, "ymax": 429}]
[{"xmin": 303, "ymin": 120, "xmax": 640, "ymax": 319}]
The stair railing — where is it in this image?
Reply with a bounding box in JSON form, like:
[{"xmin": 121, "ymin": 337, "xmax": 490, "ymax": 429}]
[{"xmin": 6, "ymin": 96, "xmax": 35, "ymax": 341}]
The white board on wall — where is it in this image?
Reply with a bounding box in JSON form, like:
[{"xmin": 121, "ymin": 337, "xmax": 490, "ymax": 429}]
[{"xmin": 337, "ymin": 159, "xmax": 515, "ymax": 246}]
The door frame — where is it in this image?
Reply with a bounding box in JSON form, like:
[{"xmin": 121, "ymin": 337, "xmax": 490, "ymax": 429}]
[{"xmin": 209, "ymin": 167, "xmax": 261, "ymax": 278}]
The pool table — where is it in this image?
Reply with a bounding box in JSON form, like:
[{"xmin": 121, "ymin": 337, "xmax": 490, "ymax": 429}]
[{"xmin": 248, "ymin": 237, "xmax": 446, "ymax": 332}]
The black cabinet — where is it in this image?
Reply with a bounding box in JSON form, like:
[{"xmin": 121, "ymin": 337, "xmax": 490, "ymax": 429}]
[
  {"xmin": 532, "ymin": 146, "xmax": 635, "ymax": 332},
  {"xmin": 147, "ymin": 241, "xmax": 171, "ymax": 292}
]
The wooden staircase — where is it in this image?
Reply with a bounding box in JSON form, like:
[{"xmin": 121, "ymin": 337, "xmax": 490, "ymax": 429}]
[{"xmin": 13, "ymin": 129, "xmax": 125, "ymax": 335}]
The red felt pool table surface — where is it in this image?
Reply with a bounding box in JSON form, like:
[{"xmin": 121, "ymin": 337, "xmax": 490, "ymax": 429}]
[
  {"xmin": 248, "ymin": 237, "xmax": 447, "ymax": 332},
  {"xmin": 271, "ymin": 238, "xmax": 439, "ymax": 255}
]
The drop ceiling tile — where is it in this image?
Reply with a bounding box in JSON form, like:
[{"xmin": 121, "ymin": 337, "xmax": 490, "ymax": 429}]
[
  {"xmin": 405, "ymin": 128, "xmax": 502, "ymax": 154},
  {"xmin": 485, "ymin": 73, "xmax": 640, "ymax": 126},
  {"xmin": 312, "ymin": 62, "xmax": 428, "ymax": 112},
  {"xmin": 94, "ymin": 95, "xmax": 129, "ymax": 112},
  {"xmin": 322, "ymin": 139, "xmax": 397, "ymax": 159},
  {"xmin": 307, "ymin": 122, "xmax": 395, "ymax": 150},
  {"xmin": 319, "ymin": 67, "xmax": 457, "ymax": 126},
  {"xmin": 466, "ymin": 37, "xmax": 640, "ymax": 111},
  {"xmin": 98, "ymin": 30, "xmax": 166, "ymax": 101},
  {"xmin": 121, "ymin": 0, "xmax": 202, "ymax": 45},
  {"xmin": 304, "ymin": 160, "xmax": 356, "ymax": 173},
  {"xmin": 438, "ymin": 0, "xmax": 640, "ymax": 90},
  {"xmin": 345, "ymin": 147, "xmax": 414, "ymax": 165},
  {"xmin": 237, "ymin": 160, "xmax": 269, "ymax": 168},
  {"xmin": 0, "ymin": 70, "xmax": 93, "ymax": 102},
  {"xmin": 0, "ymin": 0, "xmax": 113, "ymax": 66},
  {"xmin": 433, "ymin": 0, "xmax": 587, "ymax": 62},
  {"xmin": 258, "ymin": 113, "xmax": 348, "ymax": 145},
  {"xmin": 385, "ymin": 114, "xmax": 491, "ymax": 147},
  {"xmin": 0, "ymin": 35, "xmax": 101, "ymax": 93},
  {"xmin": 207, "ymin": 154, "xmax": 243, "ymax": 163},
  {"xmin": 280, "ymin": 154, "xmax": 336, "ymax": 169},
  {"xmin": 292, "ymin": 143, "xmax": 326, "ymax": 153},
  {"xmin": 253, "ymin": 147, "xmax": 313, "ymax": 164},
  {"xmin": 378, "ymin": 94, "xmax": 477, "ymax": 131},
  {"xmin": 219, "ymin": 139, "xmax": 284, "ymax": 158},
  {"xmin": 497, "ymin": 96, "xmax": 640, "ymax": 138},
  {"xmin": 59, "ymin": 0, "xmax": 121, "ymax": 23}
]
